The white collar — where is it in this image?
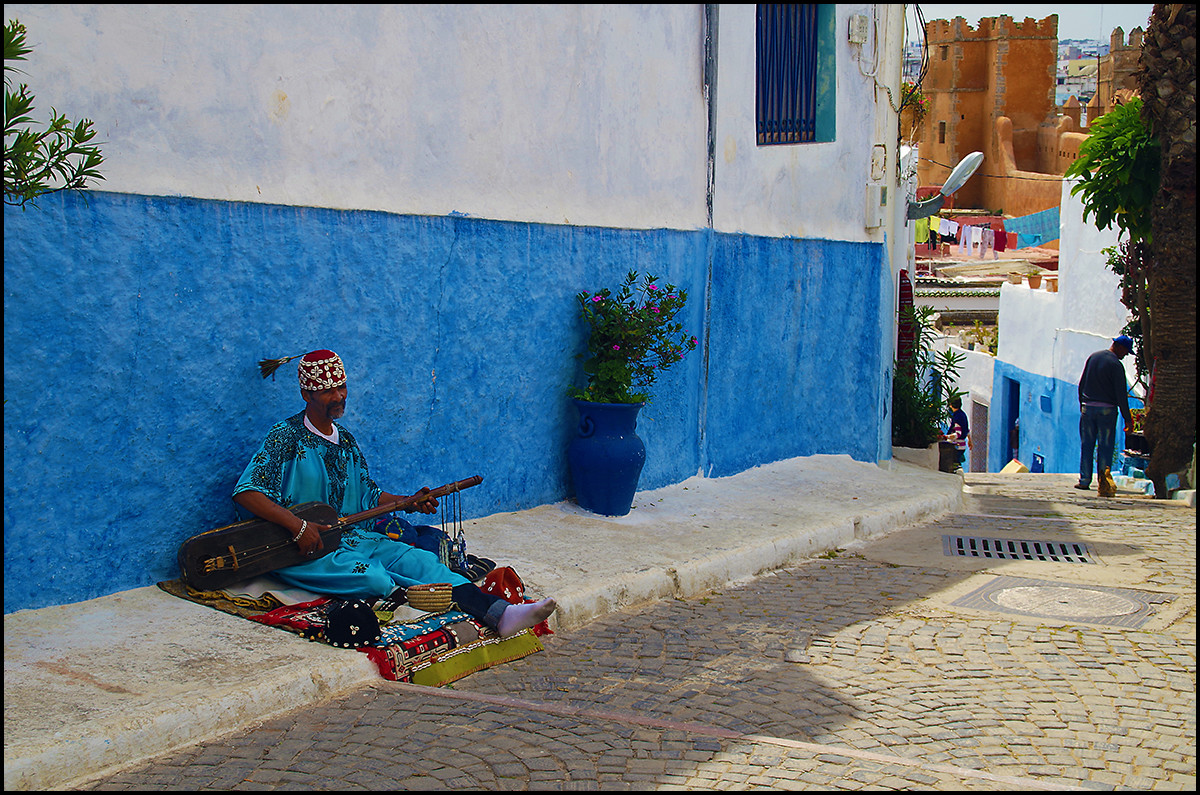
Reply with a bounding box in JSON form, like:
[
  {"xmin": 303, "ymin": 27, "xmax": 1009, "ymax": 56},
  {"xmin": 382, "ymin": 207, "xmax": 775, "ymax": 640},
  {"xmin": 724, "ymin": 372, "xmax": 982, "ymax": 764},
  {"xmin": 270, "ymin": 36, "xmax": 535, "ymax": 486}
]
[{"xmin": 304, "ymin": 414, "xmax": 340, "ymax": 444}]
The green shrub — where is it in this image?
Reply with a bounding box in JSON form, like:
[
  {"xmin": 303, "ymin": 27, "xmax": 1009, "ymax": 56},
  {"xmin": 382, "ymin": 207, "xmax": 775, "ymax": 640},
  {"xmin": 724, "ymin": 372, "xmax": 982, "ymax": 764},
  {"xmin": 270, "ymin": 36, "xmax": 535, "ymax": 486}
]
[{"xmin": 892, "ymin": 305, "xmax": 963, "ymax": 448}]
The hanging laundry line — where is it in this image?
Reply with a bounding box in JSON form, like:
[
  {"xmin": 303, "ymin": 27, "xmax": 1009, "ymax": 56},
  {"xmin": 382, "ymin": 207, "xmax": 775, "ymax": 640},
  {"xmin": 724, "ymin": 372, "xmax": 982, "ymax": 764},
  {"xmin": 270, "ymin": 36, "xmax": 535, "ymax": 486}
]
[
  {"xmin": 917, "ymin": 206, "xmax": 1061, "ymax": 255},
  {"xmin": 998, "ymin": 206, "xmax": 1060, "ymax": 248}
]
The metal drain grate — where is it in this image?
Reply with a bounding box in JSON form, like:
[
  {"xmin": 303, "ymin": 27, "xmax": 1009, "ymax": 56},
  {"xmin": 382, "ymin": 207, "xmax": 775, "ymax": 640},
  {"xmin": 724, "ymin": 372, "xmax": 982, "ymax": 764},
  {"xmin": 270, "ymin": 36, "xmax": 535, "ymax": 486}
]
[{"xmin": 942, "ymin": 535, "xmax": 1096, "ymax": 563}]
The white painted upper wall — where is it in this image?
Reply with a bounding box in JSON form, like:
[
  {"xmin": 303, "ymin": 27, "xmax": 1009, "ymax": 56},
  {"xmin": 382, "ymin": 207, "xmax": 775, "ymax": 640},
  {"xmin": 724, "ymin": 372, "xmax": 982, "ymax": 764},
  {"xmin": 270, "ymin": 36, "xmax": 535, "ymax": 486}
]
[
  {"xmin": 7, "ymin": 4, "xmax": 901, "ymax": 241},
  {"xmin": 998, "ymin": 179, "xmax": 1136, "ymax": 390},
  {"xmin": 6, "ymin": 4, "xmax": 709, "ymax": 229},
  {"xmin": 712, "ymin": 4, "xmax": 901, "ymax": 241}
]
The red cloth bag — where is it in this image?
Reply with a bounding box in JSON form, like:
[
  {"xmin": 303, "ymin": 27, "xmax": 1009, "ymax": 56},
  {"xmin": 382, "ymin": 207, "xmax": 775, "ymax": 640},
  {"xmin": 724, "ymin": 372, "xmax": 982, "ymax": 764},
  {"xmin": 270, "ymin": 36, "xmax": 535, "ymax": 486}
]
[{"xmin": 481, "ymin": 566, "xmax": 553, "ymax": 636}]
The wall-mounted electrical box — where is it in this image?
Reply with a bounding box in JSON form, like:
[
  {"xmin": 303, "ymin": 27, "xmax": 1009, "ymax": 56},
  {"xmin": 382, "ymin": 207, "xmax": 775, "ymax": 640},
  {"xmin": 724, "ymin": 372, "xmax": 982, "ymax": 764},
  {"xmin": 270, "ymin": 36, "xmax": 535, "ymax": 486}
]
[
  {"xmin": 865, "ymin": 183, "xmax": 886, "ymax": 229},
  {"xmin": 848, "ymin": 14, "xmax": 869, "ymax": 44}
]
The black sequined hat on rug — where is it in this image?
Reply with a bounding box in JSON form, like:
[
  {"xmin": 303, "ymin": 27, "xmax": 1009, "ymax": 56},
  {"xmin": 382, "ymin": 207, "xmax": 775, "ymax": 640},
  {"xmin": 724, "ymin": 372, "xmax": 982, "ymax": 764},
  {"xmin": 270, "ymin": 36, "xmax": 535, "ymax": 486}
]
[{"xmin": 324, "ymin": 599, "xmax": 381, "ymax": 648}]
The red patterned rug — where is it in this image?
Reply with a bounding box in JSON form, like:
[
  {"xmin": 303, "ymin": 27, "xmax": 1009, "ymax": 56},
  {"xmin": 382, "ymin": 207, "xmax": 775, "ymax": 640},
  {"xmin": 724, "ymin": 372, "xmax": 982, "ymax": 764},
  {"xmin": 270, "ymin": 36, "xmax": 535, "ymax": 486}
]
[{"xmin": 157, "ymin": 570, "xmax": 547, "ymax": 686}]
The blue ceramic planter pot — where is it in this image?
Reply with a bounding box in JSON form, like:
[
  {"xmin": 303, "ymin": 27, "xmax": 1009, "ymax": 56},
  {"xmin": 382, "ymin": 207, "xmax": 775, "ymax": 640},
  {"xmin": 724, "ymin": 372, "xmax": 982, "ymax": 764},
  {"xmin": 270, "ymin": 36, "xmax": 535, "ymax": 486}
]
[{"xmin": 567, "ymin": 399, "xmax": 647, "ymax": 517}]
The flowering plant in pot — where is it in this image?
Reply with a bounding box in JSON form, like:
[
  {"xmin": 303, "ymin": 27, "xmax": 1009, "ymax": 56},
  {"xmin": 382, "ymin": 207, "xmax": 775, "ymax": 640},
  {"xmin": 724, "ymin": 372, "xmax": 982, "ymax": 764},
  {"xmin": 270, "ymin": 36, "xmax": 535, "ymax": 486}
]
[
  {"xmin": 901, "ymin": 81, "xmax": 929, "ymax": 122},
  {"xmin": 569, "ymin": 270, "xmax": 698, "ymax": 404},
  {"xmin": 900, "ymin": 81, "xmax": 929, "ymax": 137},
  {"xmin": 567, "ymin": 270, "xmax": 697, "ymax": 516}
]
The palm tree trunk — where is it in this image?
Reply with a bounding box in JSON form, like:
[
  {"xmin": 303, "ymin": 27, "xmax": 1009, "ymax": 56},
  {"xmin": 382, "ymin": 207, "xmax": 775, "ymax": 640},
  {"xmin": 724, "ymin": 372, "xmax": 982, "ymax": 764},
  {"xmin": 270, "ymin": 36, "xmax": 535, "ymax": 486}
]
[{"xmin": 1136, "ymin": 4, "xmax": 1197, "ymax": 497}]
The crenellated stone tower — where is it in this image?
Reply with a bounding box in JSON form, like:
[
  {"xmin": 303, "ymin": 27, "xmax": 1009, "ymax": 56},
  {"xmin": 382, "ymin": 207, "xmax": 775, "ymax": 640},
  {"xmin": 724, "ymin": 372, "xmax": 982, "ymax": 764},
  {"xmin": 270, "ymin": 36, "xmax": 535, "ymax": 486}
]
[{"xmin": 914, "ymin": 15, "xmax": 1059, "ymax": 215}]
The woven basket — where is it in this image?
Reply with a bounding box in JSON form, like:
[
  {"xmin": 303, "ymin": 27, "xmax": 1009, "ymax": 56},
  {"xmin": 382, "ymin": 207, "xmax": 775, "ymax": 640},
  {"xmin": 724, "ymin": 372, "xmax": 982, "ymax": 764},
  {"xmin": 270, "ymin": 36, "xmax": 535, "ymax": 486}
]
[{"xmin": 406, "ymin": 583, "xmax": 453, "ymax": 613}]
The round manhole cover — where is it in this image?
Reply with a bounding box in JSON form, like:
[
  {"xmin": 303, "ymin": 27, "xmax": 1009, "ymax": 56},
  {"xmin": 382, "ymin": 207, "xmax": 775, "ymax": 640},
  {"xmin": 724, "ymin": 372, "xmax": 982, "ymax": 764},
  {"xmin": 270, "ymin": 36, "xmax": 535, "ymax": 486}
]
[{"xmin": 991, "ymin": 586, "xmax": 1141, "ymax": 617}]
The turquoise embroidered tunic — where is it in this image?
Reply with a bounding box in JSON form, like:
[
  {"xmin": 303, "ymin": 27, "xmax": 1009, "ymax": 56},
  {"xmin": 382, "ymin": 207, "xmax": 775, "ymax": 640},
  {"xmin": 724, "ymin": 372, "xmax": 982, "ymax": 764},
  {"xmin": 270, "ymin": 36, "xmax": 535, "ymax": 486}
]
[{"xmin": 233, "ymin": 412, "xmax": 468, "ymax": 598}]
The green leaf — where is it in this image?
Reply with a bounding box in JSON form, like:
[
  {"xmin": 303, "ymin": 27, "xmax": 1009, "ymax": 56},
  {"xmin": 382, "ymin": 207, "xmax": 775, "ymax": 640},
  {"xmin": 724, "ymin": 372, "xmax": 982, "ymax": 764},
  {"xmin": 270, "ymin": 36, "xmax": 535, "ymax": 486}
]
[
  {"xmin": 570, "ymin": 271, "xmax": 696, "ymax": 404},
  {"xmin": 4, "ymin": 18, "xmax": 106, "ymax": 208},
  {"xmin": 1064, "ymin": 98, "xmax": 1158, "ymax": 245}
]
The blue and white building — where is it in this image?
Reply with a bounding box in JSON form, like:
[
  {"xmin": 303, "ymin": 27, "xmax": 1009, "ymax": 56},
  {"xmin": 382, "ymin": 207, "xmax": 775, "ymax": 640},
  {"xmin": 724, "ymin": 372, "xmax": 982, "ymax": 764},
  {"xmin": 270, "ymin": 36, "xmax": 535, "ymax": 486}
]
[
  {"xmin": 934, "ymin": 181, "xmax": 1139, "ymax": 477},
  {"xmin": 988, "ymin": 181, "xmax": 1138, "ymax": 476},
  {"xmin": 4, "ymin": 4, "xmax": 909, "ymax": 612}
]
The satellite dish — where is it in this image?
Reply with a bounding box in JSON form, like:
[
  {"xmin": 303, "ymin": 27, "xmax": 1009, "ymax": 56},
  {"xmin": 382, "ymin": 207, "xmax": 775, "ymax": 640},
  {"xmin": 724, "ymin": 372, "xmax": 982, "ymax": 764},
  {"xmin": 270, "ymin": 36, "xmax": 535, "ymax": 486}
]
[
  {"xmin": 906, "ymin": 151, "xmax": 984, "ymax": 220},
  {"xmin": 940, "ymin": 151, "xmax": 984, "ymax": 196}
]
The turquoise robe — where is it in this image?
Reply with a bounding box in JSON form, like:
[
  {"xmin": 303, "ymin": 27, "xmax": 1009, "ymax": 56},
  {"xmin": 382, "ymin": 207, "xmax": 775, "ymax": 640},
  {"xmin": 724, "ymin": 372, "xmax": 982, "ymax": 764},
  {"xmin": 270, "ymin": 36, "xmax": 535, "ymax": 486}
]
[{"xmin": 233, "ymin": 412, "xmax": 468, "ymax": 598}]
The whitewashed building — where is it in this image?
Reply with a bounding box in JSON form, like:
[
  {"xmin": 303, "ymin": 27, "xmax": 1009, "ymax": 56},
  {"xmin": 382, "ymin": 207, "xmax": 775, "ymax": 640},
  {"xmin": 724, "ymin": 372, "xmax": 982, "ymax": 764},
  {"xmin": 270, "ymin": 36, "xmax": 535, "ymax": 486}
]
[
  {"xmin": 4, "ymin": 4, "xmax": 909, "ymax": 611},
  {"xmin": 935, "ymin": 181, "xmax": 1136, "ymax": 475}
]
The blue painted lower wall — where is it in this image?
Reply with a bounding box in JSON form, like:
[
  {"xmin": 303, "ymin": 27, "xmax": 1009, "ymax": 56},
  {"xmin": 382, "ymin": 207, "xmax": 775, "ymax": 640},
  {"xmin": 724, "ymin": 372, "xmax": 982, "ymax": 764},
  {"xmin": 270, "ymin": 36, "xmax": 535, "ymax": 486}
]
[
  {"xmin": 705, "ymin": 234, "xmax": 884, "ymax": 473},
  {"xmin": 989, "ymin": 360, "xmax": 1132, "ymax": 477},
  {"xmin": 4, "ymin": 192, "xmax": 887, "ymax": 611}
]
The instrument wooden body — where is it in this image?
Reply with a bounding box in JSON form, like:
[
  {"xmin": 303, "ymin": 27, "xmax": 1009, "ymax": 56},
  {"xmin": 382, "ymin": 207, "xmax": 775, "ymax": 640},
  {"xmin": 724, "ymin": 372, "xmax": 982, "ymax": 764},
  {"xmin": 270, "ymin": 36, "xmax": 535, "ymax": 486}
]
[
  {"xmin": 178, "ymin": 502, "xmax": 340, "ymax": 591},
  {"xmin": 178, "ymin": 476, "xmax": 483, "ymax": 591}
]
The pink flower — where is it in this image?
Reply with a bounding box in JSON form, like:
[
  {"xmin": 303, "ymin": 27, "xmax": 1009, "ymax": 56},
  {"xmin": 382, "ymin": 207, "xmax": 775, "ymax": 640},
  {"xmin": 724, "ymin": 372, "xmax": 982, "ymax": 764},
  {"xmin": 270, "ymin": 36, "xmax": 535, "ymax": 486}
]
[
  {"xmin": 591, "ymin": 295, "xmax": 602, "ymax": 302},
  {"xmin": 612, "ymin": 344, "xmax": 620, "ymax": 350},
  {"xmin": 648, "ymin": 284, "xmax": 657, "ymax": 290}
]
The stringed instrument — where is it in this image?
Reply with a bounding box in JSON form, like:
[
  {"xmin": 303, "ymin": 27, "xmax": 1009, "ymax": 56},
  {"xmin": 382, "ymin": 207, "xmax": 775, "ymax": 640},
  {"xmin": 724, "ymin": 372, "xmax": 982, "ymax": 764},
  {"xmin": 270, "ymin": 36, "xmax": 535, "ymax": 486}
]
[{"xmin": 178, "ymin": 475, "xmax": 483, "ymax": 591}]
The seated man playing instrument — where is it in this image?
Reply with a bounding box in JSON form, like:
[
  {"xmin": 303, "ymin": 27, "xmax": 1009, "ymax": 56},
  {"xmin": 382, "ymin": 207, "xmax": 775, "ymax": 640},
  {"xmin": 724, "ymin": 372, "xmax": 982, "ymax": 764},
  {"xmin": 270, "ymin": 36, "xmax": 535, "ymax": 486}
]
[{"xmin": 233, "ymin": 349, "xmax": 555, "ymax": 638}]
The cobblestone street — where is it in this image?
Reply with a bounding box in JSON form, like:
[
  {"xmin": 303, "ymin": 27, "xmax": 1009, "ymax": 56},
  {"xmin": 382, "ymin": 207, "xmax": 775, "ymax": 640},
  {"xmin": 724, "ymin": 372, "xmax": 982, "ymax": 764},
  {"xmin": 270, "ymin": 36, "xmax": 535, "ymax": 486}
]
[{"xmin": 83, "ymin": 474, "xmax": 1196, "ymax": 790}]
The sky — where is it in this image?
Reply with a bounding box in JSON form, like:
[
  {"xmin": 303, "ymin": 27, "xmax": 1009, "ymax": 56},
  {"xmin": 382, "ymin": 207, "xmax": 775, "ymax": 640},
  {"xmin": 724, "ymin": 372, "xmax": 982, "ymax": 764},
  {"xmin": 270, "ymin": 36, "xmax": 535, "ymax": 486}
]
[{"xmin": 911, "ymin": 5, "xmax": 1156, "ymax": 42}]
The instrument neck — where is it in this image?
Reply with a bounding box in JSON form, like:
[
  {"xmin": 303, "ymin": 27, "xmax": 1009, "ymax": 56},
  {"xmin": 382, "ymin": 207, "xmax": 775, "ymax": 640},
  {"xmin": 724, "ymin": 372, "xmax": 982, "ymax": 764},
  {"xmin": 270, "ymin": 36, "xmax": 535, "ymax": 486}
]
[{"xmin": 336, "ymin": 476, "xmax": 483, "ymax": 527}]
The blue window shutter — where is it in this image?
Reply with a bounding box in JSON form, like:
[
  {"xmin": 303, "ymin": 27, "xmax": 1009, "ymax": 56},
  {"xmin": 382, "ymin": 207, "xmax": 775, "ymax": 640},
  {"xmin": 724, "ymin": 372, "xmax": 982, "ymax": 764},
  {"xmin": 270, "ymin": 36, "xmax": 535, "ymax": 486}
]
[{"xmin": 756, "ymin": 4, "xmax": 819, "ymax": 145}]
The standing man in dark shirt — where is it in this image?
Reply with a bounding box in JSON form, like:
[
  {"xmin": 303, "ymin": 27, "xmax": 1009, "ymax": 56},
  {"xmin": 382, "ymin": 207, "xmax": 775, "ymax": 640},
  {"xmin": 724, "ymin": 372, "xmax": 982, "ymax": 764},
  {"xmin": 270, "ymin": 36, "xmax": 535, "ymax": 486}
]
[{"xmin": 1075, "ymin": 335, "xmax": 1134, "ymax": 493}]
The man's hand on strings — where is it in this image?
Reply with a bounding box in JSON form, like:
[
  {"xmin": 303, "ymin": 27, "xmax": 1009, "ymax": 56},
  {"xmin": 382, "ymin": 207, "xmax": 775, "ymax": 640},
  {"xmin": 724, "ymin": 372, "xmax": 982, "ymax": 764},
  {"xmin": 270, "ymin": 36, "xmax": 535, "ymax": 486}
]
[
  {"xmin": 296, "ymin": 520, "xmax": 328, "ymax": 556},
  {"xmin": 233, "ymin": 490, "xmax": 329, "ymax": 557}
]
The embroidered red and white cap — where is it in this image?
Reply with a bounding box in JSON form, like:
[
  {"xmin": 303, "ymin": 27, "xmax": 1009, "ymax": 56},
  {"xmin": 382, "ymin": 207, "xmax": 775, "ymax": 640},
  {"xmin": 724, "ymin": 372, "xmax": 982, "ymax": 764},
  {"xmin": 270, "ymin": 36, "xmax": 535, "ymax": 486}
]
[{"xmin": 297, "ymin": 350, "xmax": 347, "ymax": 391}]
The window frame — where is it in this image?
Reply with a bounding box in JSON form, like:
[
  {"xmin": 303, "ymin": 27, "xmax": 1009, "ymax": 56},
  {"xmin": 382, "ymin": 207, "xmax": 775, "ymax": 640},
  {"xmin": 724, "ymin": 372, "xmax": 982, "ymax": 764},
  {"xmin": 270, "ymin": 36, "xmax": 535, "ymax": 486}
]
[{"xmin": 755, "ymin": 4, "xmax": 836, "ymax": 145}]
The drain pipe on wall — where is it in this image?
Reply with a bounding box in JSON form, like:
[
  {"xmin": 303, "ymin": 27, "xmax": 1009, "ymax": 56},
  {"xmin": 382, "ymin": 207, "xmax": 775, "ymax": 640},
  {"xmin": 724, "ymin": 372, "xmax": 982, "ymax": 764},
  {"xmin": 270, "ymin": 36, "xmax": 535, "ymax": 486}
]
[{"xmin": 698, "ymin": 4, "xmax": 718, "ymax": 476}]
